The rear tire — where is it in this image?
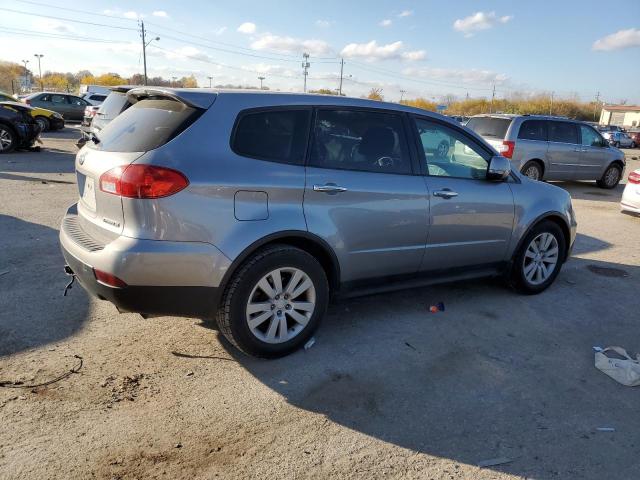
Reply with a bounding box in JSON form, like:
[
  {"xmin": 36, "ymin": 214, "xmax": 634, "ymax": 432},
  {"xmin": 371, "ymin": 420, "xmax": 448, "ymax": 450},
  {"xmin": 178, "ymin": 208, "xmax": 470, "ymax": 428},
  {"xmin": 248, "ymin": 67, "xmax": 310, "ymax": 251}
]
[
  {"xmin": 510, "ymin": 220, "xmax": 566, "ymax": 294},
  {"xmin": 0, "ymin": 124, "xmax": 16, "ymax": 153},
  {"xmin": 35, "ymin": 116, "xmax": 50, "ymax": 132},
  {"xmin": 216, "ymin": 245, "xmax": 329, "ymax": 358},
  {"xmin": 521, "ymin": 161, "xmax": 543, "ymax": 181},
  {"xmin": 596, "ymin": 164, "xmax": 622, "ymax": 189}
]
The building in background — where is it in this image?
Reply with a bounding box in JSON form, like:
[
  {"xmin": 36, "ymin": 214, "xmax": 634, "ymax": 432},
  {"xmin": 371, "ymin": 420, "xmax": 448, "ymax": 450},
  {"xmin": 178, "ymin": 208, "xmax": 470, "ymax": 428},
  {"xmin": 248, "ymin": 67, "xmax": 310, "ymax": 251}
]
[{"xmin": 599, "ymin": 105, "xmax": 640, "ymax": 128}]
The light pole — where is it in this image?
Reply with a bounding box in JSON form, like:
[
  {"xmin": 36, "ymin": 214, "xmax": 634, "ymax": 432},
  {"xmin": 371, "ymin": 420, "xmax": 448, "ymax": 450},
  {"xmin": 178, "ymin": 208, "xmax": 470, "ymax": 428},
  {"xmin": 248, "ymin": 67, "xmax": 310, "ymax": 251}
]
[
  {"xmin": 171, "ymin": 76, "xmax": 177, "ymax": 87},
  {"xmin": 33, "ymin": 54, "xmax": 44, "ymax": 91},
  {"xmin": 21, "ymin": 59, "xmax": 29, "ymax": 92},
  {"xmin": 140, "ymin": 20, "xmax": 159, "ymax": 86},
  {"xmin": 207, "ymin": 76, "xmax": 213, "ymax": 88},
  {"xmin": 258, "ymin": 76, "xmax": 265, "ymax": 90}
]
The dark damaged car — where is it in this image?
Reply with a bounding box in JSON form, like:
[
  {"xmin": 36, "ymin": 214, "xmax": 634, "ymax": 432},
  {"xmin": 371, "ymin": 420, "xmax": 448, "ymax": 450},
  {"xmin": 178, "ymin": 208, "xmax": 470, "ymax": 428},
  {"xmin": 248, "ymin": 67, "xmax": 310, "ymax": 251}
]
[{"xmin": 0, "ymin": 101, "xmax": 41, "ymax": 153}]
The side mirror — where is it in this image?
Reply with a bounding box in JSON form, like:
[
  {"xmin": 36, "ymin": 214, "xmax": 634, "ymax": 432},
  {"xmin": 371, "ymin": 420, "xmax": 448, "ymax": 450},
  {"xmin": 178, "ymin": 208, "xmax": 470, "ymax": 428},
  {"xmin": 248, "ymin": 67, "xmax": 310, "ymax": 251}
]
[{"xmin": 487, "ymin": 155, "xmax": 511, "ymax": 181}]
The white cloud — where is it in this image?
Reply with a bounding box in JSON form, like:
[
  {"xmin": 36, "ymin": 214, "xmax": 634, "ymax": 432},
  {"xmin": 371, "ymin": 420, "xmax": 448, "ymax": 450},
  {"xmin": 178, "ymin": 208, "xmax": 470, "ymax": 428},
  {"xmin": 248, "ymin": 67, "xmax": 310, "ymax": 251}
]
[
  {"xmin": 159, "ymin": 46, "xmax": 214, "ymax": 63},
  {"xmin": 242, "ymin": 63, "xmax": 296, "ymax": 77},
  {"xmin": 251, "ymin": 34, "xmax": 331, "ymax": 55},
  {"xmin": 315, "ymin": 19, "xmax": 333, "ymax": 28},
  {"xmin": 379, "ymin": 19, "xmax": 392, "ymax": 27},
  {"xmin": 237, "ymin": 22, "xmax": 257, "ymax": 34},
  {"xmin": 213, "ymin": 26, "xmax": 227, "ymax": 36},
  {"xmin": 123, "ymin": 11, "xmax": 140, "ymax": 19},
  {"xmin": 398, "ymin": 10, "xmax": 413, "ymax": 18},
  {"xmin": 32, "ymin": 18, "xmax": 77, "ymax": 34},
  {"xmin": 152, "ymin": 10, "xmax": 169, "ymax": 18},
  {"xmin": 340, "ymin": 40, "xmax": 424, "ymax": 62},
  {"xmin": 402, "ymin": 66, "xmax": 509, "ymax": 86},
  {"xmin": 593, "ymin": 28, "xmax": 640, "ymax": 51},
  {"xmin": 453, "ymin": 11, "xmax": 512, "ymax": 37}
]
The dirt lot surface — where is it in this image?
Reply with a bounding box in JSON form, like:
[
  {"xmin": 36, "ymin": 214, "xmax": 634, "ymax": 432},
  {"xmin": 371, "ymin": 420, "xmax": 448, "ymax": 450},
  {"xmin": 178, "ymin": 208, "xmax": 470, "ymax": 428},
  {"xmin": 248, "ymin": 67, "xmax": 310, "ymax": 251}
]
[{"xmin": 1, "ymin": 128, "xmax": 639, "ymax": 479}]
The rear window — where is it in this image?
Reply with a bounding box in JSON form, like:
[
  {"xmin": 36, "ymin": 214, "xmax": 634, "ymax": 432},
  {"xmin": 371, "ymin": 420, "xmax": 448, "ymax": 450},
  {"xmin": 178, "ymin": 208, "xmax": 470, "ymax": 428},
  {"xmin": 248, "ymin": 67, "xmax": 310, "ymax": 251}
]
[
  {"xmin": 90, "ymin": 95, "xmax": 107, "ymax": 102},
  {"xmin": 549, "ymin": 122, "xmax": 578, "ymax": 144},
  {"xmin": 232, "ymin": 109, "xmax": 311, "ymax": 164},
  {"xmin": 88, "ymin": 98, "xmax": 202, "ymax": 152},
  {"xmin": 97, "ymin": 92, "xmax": 130, "ymax": 119},
  {"xmin": 465, "ymin": 117, "xmax": 512, "ymax": 138},
  {"xmin": 517, "ymin": 120, "xmax": 548, "ymax": 141}
]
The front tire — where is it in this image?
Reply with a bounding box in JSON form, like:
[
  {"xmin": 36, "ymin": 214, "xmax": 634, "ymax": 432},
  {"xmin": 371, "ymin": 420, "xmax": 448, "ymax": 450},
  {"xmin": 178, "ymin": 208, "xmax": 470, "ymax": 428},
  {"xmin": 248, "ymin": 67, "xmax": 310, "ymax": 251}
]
[
  {"xmin": 510, "ymin": 221, "xmax": 565, "ymax": 294},
  {"xmin": 521, "ymin": 161, "xmax": 543, "ymax": 181},
  {"xmin": 596, "ymin": 164, "xmax": 622, "ymax": 189},
  {"xmin": 35, "ymin": 116, "xmax": 50, "ymax": 132},
  {"xmin": 216, "ymin": 245, "xmax": 329, "ymax": 358},
  {"xmin": 0, "ymin": 125, "xmax": 16, "ymax": 153}
]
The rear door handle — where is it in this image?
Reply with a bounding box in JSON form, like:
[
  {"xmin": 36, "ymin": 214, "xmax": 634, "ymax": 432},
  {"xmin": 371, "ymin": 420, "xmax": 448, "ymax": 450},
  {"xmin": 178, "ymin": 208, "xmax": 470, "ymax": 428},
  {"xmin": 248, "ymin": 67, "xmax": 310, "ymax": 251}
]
[
  {"xmin": 433, "ymin": 189, "xmax": 458, "ymax": 199},
  {"xmin": 313, "ymin": 183, "xmax": 348, "ymax": 194}
]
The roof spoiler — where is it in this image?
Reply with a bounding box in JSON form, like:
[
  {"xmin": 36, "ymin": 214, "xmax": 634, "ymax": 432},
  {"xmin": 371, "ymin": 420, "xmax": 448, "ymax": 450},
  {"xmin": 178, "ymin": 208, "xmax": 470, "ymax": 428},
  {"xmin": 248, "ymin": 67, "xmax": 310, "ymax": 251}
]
[{"xmin": 126, "ymin": 87, "xmax": 217, "ymax": 109}]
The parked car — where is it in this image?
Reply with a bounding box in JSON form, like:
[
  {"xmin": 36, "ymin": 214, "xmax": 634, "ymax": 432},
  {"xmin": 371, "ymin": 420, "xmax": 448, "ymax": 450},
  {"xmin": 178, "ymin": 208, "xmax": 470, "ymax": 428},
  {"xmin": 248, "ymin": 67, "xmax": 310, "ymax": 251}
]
[
  {"xmin": 621, "ymin": 169, "xmax": 640, "ymax": 214},
  {"xmin": 78, "ymin": 86, "xmax": 133, "ymax": 148},
  {"xmin": 81, "ymin": 93, "xmax": 108, "ymax": 106},
  {"xmin": 60, "ymin": 88, "xmax": 577, "ymax": 358},
  {"xmin": 597, "ymin": 125, "xmax": 625, "ymax": 133},
  {"xmin": 466, "ymin": 114, "xmax": 626, "ymax": 188},
  {"xmin": 602, "ymin": 131, "xmax": 636, "ymax": 148},
  {"xmin": 23, "ymin": 92, "xmax": 90, "ymax": 121},
  {"xmin": 628, "ymin": 130, "xmax": 640, "ymax": 147},
  {"xmin": 0, "ymin": 91, "xmax": 64, "ymax": 131},
  {"xmin": 0, "ymin": 101, "xmax": 41, "ymax": 153}
]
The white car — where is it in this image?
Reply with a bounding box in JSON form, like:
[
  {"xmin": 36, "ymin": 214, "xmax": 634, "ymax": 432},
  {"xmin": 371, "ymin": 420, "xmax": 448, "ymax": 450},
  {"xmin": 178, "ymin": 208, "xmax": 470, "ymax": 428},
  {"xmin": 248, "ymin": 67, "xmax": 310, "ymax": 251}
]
[
  {"xmin": 81, "ymin": 93, "xmax": 108, "ymax": 106},
  {"xmin": 621, "ymin": 169, "xmax": 640, "ymax": 214}
]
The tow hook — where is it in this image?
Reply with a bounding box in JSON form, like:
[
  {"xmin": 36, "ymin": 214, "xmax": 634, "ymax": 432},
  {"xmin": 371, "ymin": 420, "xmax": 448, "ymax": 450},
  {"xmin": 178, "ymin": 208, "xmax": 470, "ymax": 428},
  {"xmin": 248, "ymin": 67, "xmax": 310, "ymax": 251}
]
[{"xmin": 63, "ymin": 265, "xmax": 76, "ymax": 297}]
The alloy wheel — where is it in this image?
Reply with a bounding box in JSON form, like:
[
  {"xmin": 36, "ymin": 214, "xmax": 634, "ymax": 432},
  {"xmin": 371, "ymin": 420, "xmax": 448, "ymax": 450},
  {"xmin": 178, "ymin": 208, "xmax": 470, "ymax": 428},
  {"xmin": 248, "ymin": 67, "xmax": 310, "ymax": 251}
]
[
  {"xmin": 0, "ymin": 128, "xmax": 12, "ymax": 151},
  {"xmin": 604, "ymin": 167, "xmax": 620, "ymax": 187},
  {"xmin": 524, "ymin": 165, "xmax": 540, "ymax": 180},
  {"xmin": 246, "ymin": 267, "xmax": 316, "ymax": 344},
  {"xmin": 523, "ymin": 232, "xmax": 559, "ymax": 285}
]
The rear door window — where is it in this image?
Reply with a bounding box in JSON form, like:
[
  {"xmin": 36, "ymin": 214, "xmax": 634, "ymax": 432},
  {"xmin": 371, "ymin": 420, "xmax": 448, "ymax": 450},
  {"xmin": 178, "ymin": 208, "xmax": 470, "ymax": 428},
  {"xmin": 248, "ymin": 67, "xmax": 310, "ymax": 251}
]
[
  {"xmin": 88, "ymin": 98, "xmax": 202, "ymax": 152},
  {"xmin": 549, "ymin": 122, "xmax": 579, "ymax": 144},
  {"xmin": 580, "ymin": 125, "xmax": 604, "ymax": 147},
  {"xmin": 232, "ymin": 109, "xmax": 311, "ymax": 165},
  {"xmin": 51, "ymin": 94, "xmax": 68, "ymax": 104},
  {"xmin": 98, "ymin": 92, "xmax": 130, "ymax": 119},
  {"xmin": 517, "ymin": 120, "xmax": 548, "ymax": 141},
  {"xmin": 465, "ymin": 117, "xmax": 512, "ymax": 139},
  {"xmin": 309, "ymin": 109, "xmax": 412, "ymax": 174}
]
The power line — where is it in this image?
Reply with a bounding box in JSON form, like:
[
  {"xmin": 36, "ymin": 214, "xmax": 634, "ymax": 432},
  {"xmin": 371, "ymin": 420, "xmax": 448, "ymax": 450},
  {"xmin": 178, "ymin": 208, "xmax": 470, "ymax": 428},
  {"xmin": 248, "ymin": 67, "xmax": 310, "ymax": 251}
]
[
  {"xmin": 0, "ymin": 7, "xmax": 139, "ymax": 31},
  {"xmin": 14, "ymin": 0, "xmax": 138, "ymax": 22},
  {"xmin": 0, "ymin": 26, "xmax": 133, "ymax": 44}
]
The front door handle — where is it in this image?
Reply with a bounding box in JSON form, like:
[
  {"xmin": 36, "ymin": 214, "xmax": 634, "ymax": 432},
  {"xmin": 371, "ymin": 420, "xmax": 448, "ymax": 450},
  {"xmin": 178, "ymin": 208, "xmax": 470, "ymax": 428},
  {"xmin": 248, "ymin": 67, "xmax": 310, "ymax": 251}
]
[
  {"xmin": 433, "ymin": 189, "xmax": 458, "ymax": 199},
  {"xmin": 313, "ymin": 183, "xmax": 348, "ymax": 194}
]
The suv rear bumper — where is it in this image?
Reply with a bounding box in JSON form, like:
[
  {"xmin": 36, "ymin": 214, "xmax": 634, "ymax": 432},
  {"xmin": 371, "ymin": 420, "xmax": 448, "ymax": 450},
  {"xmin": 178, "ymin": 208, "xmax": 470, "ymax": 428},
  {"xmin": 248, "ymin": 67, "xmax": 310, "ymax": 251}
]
[{"xmin": 59, "ymin": 204, "xmax": 230, "ymax": 317}]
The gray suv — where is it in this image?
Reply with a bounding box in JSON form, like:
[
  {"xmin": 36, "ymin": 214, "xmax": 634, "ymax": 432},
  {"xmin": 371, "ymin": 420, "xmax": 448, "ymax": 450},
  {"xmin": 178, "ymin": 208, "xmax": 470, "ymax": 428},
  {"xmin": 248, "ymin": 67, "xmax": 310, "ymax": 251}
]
[
  {"xmin": 60, "ymin": 88, "xmax": 577, "ymax": 358},
  {"xmin": 466, "ymin": 114, "xmax": 626, "ymax": 188}
]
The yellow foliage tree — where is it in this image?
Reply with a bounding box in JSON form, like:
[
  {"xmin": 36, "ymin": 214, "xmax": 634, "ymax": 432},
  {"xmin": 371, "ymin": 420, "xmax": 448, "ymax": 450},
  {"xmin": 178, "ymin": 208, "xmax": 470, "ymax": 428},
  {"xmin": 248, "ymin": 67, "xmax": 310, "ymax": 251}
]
[{"xmin": 367, "ymin": 88, "xmax": 383, "ymax": 101}]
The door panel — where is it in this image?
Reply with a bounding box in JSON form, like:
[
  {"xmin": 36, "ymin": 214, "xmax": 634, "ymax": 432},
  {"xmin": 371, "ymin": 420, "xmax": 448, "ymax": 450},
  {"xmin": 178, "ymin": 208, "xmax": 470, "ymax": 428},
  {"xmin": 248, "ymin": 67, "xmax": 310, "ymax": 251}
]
[
  {"xmin": 547, "ymin": 121, "xmax": 581, "ymax": 179},
  {"xmin": 411, "ymin": 116, "xmax": 515, "ymax": 270},
  {"xmin": 578, "ymin": 125, "xmax": 608, "ymax": 179}
]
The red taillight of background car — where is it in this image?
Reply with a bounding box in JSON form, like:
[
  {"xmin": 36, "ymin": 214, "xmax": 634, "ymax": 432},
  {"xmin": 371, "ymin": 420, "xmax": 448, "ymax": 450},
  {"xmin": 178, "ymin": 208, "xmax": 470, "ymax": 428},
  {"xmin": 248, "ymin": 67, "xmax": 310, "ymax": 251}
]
[
  {"xmin": 93, "ymin": 269, "xmax": 127, "ymax": 288},
  {"xmin": 99, "ymin": 165, "xmax": 189, "ymax": 199},
  {"xmin": 628, "ymin": 171, "xmax": 640, "ymax": 184},
  {"xmin": 498, "ymin": 140, "xmax": 515, "ymax": 158}
]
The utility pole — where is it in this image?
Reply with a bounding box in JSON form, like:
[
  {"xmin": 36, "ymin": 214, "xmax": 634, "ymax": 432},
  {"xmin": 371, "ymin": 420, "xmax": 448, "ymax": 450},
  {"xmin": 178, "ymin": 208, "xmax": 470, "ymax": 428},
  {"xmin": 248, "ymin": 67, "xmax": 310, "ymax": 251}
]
[
  {"xmin": 399, "ymin": 89, "xmax": 406, "ymax": 102},
  {"xmin": 33, "ymin": 54, "xmax": 44, "ymax": 91},
  {"xmin": 21, "ymin": 59, "xmax": 29, "ymax": 92},
  {"xmin": 140, "ymin": 20, "xmax": 159, "ymax": 86},
  {"xmin": 302, "ymin": 52, "xmax": 310, "ymax": 93},
  {"xmin": 549, "ymin": 91, "xmax": 554, "ymax": 115},
  {"xmin": 489, "ymin": 84, "xmax": 496, "ymax": 113},
  {"xmin": 593, "ymin": 91, "xmax": 600, "ymax": 121},
  {"xmin": 258, "ymin": 76, "xmax": 265, "ymax": 90},
  {"xmin": 171, "ymin": 76, "xmax": 177, "ymax": 87},
  {"xmin": 338, "ymin": 58, "xmax": 344, "ymax": 96},
  {"xmin": 207, "ymin": 76, "xmax": 213, "ymax": 88}
]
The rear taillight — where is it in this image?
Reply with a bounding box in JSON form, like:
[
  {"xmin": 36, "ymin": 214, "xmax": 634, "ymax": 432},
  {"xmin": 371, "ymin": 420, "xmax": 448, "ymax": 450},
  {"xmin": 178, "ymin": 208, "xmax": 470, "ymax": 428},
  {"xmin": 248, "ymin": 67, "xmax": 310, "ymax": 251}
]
[
  {"xmin": 498, "ymin": 140, "xmax": 515, "ymax": 159},
  {"xmin": 99, "ymin": 165, "xmax": 189, "ymax": 199},
  {"xmin": 628, "ymin": 172, "xmax": 640, "ymax": 184},
  {"xmin": 94, "ymin": 269, "xmax": 127, "ymax": 288}
]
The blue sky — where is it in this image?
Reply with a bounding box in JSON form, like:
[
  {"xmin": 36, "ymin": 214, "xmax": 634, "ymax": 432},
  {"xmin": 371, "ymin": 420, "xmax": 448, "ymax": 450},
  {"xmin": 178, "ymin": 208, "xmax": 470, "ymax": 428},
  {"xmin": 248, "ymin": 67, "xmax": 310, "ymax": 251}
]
[{"xmin": 1, "ymin": 0, "xmax": 639, "ymax": 103}]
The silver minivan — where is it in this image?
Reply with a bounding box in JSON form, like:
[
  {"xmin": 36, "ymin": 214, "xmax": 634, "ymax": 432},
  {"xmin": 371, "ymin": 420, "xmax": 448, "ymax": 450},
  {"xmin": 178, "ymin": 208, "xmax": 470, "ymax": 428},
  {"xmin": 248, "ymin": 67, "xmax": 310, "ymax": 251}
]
[
  {"xmin": 466, "ymin": 114, "xmax": 626, "ymax": 188},
  {"xmin": 60, "ymin": 89, "xmax": 577, "ymax": 357}
]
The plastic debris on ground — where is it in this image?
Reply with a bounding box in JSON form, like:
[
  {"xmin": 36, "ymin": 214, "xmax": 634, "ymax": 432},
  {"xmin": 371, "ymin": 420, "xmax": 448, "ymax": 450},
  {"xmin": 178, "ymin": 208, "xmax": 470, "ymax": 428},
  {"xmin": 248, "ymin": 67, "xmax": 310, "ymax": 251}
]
[
  {"xmin": 477, "ymin": 457, "xmax": 513, "ymax": 468},
  {"xmin": 596, "ymin": 427, "xmax": 615, "ymax": 432},
  {"xmin": 594, "ymin": 346, "xmax": 640, "ymax": 387},
  {"xmin": 304, "ymin": 337, "xmax": 316, "ymax": 350},
  {"xmin": 429, "ymin": 302, "xmax": 445, "ymax": 313}
]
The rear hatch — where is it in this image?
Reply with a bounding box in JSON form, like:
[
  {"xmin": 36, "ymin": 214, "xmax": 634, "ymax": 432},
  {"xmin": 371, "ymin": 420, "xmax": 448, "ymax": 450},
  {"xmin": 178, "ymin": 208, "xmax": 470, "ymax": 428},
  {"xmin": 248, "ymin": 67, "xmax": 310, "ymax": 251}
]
[
  {"xmin": 75, "ymin": 88, "xmax": 215, "ymax": 242},
  {"xmin": 466, "ymin": 116, "xmax": 513, "ymax": 150}
]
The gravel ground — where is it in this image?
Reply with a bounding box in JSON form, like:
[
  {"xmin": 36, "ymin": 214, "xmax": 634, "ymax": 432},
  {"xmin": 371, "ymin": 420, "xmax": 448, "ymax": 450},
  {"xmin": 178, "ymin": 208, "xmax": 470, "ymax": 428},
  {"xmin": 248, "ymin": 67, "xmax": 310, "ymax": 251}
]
[{"xmin": 1, "ymin": 128, "xmax": 639, "ymax": 480}]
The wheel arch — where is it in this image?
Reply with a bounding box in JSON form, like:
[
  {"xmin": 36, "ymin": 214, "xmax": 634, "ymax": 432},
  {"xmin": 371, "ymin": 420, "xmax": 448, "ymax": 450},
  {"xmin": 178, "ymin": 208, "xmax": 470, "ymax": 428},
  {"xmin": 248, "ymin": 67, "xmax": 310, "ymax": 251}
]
[
  {"xmin": 512, "ymin": 212, "xmax": 571, "ymax": 264},
  {"xmin": 219, "ymin": 231, "xmax": 341, "ymax": 295}
]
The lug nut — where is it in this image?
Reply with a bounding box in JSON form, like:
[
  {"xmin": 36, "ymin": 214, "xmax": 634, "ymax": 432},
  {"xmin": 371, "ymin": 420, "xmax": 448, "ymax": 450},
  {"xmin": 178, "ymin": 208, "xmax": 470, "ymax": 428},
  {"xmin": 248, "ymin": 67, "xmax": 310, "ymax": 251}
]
[
  {"xmin": 285, "ymin": 304, "xmax": 291, "ymax": 310},
  {"xmin": 277, "ymin": 310, "xmax": 282, "ymax": 315},
  {"xmin": 275, "ymin": 294, "xmax": 280, "ymax": 300},
  {"xmin": 271, "ymin": 304, "xmax": 275, "ymax": 310}
]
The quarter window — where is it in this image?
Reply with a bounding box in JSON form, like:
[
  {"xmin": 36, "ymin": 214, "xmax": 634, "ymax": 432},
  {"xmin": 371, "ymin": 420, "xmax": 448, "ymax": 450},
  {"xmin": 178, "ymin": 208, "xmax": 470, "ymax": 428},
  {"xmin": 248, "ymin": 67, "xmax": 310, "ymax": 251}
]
[
  {"xmin": 549, "ymin": 122, "xmax": 578, "ymax": 144},
  {"xmin": 414, "ymin": 117, "xmax": 489, "ymax": 180},
  {"xmin": 518, "ymin": 120, "xmax": 548, "ymax": 141},
  {"xmin": 233, "ymin": 109, "xmax": 311, "ymax": 165},
  {"xmin": 309, "ymin": 109, "xmax": 411, "ymax": 174}
]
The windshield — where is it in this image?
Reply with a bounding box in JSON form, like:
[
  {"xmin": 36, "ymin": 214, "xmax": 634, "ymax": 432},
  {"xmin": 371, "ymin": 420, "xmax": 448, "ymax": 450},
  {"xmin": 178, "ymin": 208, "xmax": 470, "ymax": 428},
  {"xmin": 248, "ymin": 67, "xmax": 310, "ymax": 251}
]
[
  {"xmin": 466, "ymin": 117, "xmax": 512, "ymax": 138},
  {"xmin": 88, "ymin": 98, "xmax": 202, "ymax": 152}
]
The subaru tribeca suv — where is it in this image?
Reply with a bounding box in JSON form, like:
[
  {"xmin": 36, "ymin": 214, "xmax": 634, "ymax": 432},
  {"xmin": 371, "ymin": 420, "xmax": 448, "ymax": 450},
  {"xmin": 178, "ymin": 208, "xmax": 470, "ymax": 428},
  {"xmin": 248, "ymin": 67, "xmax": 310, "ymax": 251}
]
[
  {"xmin": 466, "ymin": 114, "xmax": 626, "ymax": 188},
  {"xmin": 60, "ymin": 88, "xmax": 577, "ymax": 358}
]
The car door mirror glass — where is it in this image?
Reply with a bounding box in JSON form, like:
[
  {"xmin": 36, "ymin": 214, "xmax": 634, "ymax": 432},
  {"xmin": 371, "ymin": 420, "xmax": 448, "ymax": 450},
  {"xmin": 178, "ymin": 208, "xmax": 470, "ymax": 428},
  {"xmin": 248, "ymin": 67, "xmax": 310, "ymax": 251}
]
[{"xmin": 487, "ymin": 155, "xmax": 511, "ymax": 181}]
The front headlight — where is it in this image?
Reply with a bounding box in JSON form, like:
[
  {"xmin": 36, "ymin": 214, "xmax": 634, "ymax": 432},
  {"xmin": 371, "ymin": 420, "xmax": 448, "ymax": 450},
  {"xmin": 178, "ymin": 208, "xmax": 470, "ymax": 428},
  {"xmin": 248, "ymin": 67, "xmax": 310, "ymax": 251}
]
[{"xmin": 53, "ymin": 113, "xmax": 63, "ymax": 119}]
